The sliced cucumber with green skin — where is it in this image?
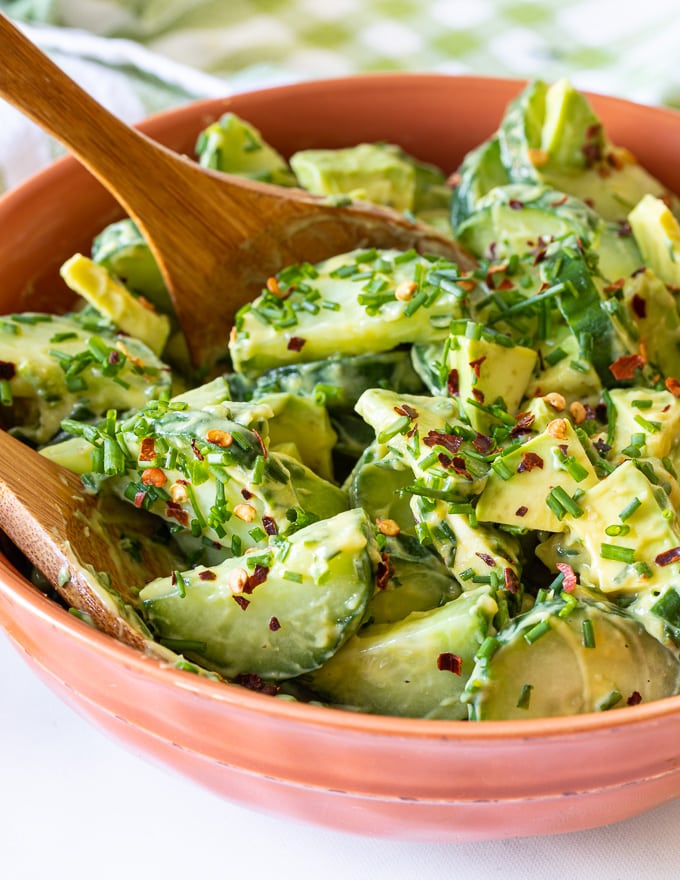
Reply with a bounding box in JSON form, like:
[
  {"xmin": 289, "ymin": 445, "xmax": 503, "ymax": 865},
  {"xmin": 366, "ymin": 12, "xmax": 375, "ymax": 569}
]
[
  {"xmin": 450, "ymin": 136, "xmax": 510, "ymax": 229},
  {"xmin": 367, "ymin": 532, "xmax": 461, "ymax": 624},
  {"xmin": 464, "ymin": 595, "xmax": 680, "ymax": 720},
  {"xmin": 345, "ymin": 441, "xmax": 415, "ymax": 534},
  {"xmin": 303, "ymin": 585, "xmax": 497, "ymax": 719},
  {"xmin": 140, "ymin": 508, "xmax": 378, "ymax": 680},
  {"xmin": 229, "ymin": 249, "xmax": 469, "ymax": 376}
]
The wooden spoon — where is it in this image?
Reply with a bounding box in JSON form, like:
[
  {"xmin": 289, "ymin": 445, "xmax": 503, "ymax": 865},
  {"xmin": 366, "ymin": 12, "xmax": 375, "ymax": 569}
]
[
  {"xmin": 0, "ymin": 428, "xmax": 180, "ymax": 653},
  {"xmin": 0, "ymin": 14, "xmax": 473, "ymax": 368}
]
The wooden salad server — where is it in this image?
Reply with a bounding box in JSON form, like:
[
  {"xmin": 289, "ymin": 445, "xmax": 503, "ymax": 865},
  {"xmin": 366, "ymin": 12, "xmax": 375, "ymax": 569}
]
[
  {"xmin": 0, "ymin": 428, "xmax": 182, "ymax": 652},
  {"xmin": 0, "ymin": 13, "xmax": 473, "ymax": 368}
]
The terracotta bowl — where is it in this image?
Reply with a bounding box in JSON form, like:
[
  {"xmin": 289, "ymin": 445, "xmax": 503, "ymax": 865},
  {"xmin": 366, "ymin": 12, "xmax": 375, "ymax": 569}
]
[{"xmin": 2, "ymin": 73, "xmax": 680, "ymax": 843}]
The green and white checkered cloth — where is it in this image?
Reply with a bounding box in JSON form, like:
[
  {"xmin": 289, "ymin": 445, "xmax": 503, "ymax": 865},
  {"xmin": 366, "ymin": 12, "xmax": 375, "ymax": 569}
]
[{"xmin": 1, "ymin": 0, "xmax": 680, "ymax": 193}]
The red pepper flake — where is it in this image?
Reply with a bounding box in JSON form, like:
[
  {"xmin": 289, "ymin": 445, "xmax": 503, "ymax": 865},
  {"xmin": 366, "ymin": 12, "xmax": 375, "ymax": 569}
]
[
  {"xmin": 496, "ymin": 277, "xmax": 515, "ymax": 291},
  {"xmin": 108, "ymin": 349, "xmax": 121, "ymax": 366},
  {"xmin": 665, "ymin": 377, "xmax": 680, "ymax": 398},
  {"xmin": 447, "ymin": 368, "xmax": 460, "ymax": 396},
  {"xmin": 603, "ymin": 278, "xmax": 625, "ymax": 293},
  {"xmin": 451, "ymin": 456, "xmax": 472, "ymax": 478},
  {"xmin": 241, "ymin": 488, "xmax": 253, "ymax": 500},
  {"xmin": 609, "ymin": 353, "xmax": 645, "ymax": 381},
  {"xmin": 437, "ymin": 652, "xmax": 462, "ymax": 675},
  {"xmin": 191, "ymin": 438, "xmax": 204, "ymax": 460},
  {"xmin": 476, "ymin": 551, "xmax": 496, "ymax": 568},
  {"xmin": 376, "ymin": 552, "xmax": 393, "ymax": 590},
  {"xmin": 617, "ymin": 220, "xmax": 633, "ymax": 238},
  {"xmin": 655, "ymin": 547, "xmax": 680, "ymax": 567},
  {"xmin": 582, "ymin": 124, "xmax": 603, "ymax": 167},
  {"xmin": 472, "ymin": 432, "xmax": 494, "ymax": 455},
  {"xmin": 471, "ymin": 387, "xmax": 485, "ymax": 403},
  {"xmin": 509, "ymin": 411, "xmax": 535, "ymax": 437},
  {"xmin": 509, "ymin": 199, "xmax": 524, "ymax": 210},
  {"xmin": 504, "ymin": 567, "xmax": 520, "ymax": 594},
  {"xmin": 233, "ymin": 672, "xmax": 279, "ymax": 695},
  {"xmin": 243, "ymin": 564, "xmax": 269, "ymax": 594},
  {"xmin": 233, "ymin": 595, "xmax": 250, "ymax": 610},
  {"xmin": 0, "ymin": 360, "xmax": 15, "ymax": 380},
  {"xmin": 515, "ymin": 505, "xmax": 528, "ymax": 517},
  {"xmin": 627, "ymin": 691, "xmax": 642, "ymax": 706},
  {"xmin": 287, "ymin": 336, "xmax": 306, "ymax": 352},
  {"xmin": 517, "ymin": 451, "xmax": 544, "ymax": 473},
  {"xmin": 469, "ymin": 355, "xmax": 487, "ymax": 378},
  {"xmin": 423, "ymin": 430, "xmax": 463, "ymax": 454},
  {"xmin": 165, "ymin": 501, "xmax": 190, "ymax": 527},
  {"xmin": 133, "ymin": 491, "xmax": 146, "ymax": 509},
  {"xmin": 394, "ymin": 403, "xmax": 419, "ymax": 420},
  {"xmin": 262, "ymin": 515, "xmax": 278, "ymax": 536},
  {"xmin": 269, "ymin": 617, "xmax": 281, "ymax": 632},
  {"xmin": 631, "ymin": 294, "xmax": 647, "ymax": 318},
  {"xmin": 139, "ymin": 437, "xmax": 156, "ymax": 461},
  {"xmin": 252, "ymin": 427, "xmax": 268, "ymax": 458},
  {"xmin": 556, "ymin": 562, "xmax": 577, "ymax": 593},
  {"xmin": 199, "ymin": 570, "xmax": 217, "ymax": 581},
  {"xmin": 550, "ymin": 194, "xmax": 569, "ymax": 208}
]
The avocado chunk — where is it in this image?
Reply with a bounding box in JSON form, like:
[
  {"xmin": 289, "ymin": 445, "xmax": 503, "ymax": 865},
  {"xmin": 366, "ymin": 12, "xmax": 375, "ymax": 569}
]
[
  {"xmin": 140, "ymin": 508, "xmax": 378, "ymax": 680},
  {"xmin": 304, "ymin": 585, "xmax": 497, "ymax": 719},
  {"xmin": 464, "ymin": 594, "xmax": 680, "ymax": 720},
  {"xmin": 290, "ymin": 143, "xmax": 416, "ymax": 212},
  {"xmin": 446, "ymin": 331, "xmax": 537, "ymax": 433},
  {"xmin": 476, "ymin": 417, "xmax": 598, "ymax": 532},
  {"xmin": 628, "ymin": 194, "xmax": 680, "ymax": 288},
  {"xmin": 606, "ymin": 387, "xmax": 680, "ymax": 463},
  {"xmin": 195, "ymin": 112, "xmax": 295, "ymax": 186},
  {"xmin": 622, "ymin": 269, "xmax": 680, "ymax": 378},
  {"xmin": 229, "ymin": 248, "xmax": 469, "ymax": 376},
  {"xmin": 345, "ymin": 441, "xmax": 416, "ymax": 534}
]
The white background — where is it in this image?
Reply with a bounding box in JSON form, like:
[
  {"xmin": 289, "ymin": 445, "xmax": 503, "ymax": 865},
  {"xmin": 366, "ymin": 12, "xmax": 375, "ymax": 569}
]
[{"xmin": 3, "ymin": 628, "xmax": 680, "ymax": 880}]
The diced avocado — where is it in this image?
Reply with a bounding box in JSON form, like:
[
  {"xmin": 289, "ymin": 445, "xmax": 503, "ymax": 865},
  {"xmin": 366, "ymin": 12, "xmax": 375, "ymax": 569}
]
[
  {"xmin": 446, "ymin": 332, "xmax": 537, "ymax": 432},
  {"xmin": 621, "ymin": 269, "xmax": 680, "ymax": 378},
  {"xmin": 195, "ymin": 112, "xmax": 295, "ymax": 185},
  {"xmin": 411, "ymin": 496, "xmax": 522, "ymax": 588},
  {"xmin": 140, "ymin": 508, "xmax": 378, "ymax": 680},
  {"xmin": 450, "ymin": 136, "xmax": 510, "ymax": 229},
  {"xmin": 463, "ymin": 594, "xmax": 680, "ymax": 720},
  {"xmin": 456, "ymin": 183, "xmax": 600, "ymax": 261},
  {"xmin": 290, "ymin": 143, "xmax": 416, "ymax": 212},
  {"xmin": 245, "ymin": 349, "xmax": 426, "ymax": 412},
  {"xmin": 91, "ymin": 218, "xmax": 169, "ymax": 313},
  {"xmin": 60, "ymin": 254, "xmax": 171, "ymax": 356},
  {"xmin": 629, "ymin": 194, "xmax": 680, "ymax": 288},
  {"xmin": 524, "ymin": 331, "xmax": 603, "ymax": 406},
  {"xmin": 606, "ymin": 387, "xmax": 680, "ymax": 463},
  {"xmin": 229, "ymin": 249, "xmax": 468, "ymax": 377},
  {"xmin": 537, "ymin": 460, "xmax": 680, "ymax": 622},
  {"xmin": 367, "ymin": 532, "xmax": 461, "ymax": 624},
  {"xmin": 476, "ymin": 418, "xmax": 598, "ymax": 532},
  {"xmin": 596, "ymin": 221, "xmax": 643, "ymax": 282},
  {"xmin": 304, "ymin": 585, "xmax": 497, "ymax": 719},
  {"xmin": 345, "ymin": 442, "xmax": 416, "ymax": 534},
  {"xmin": 540, "ymin": 78, "xmax": 603, "ymax": 173},
  {"xmin": 0, "ymin": 312, "xmax": 171, "ymax": 445}
]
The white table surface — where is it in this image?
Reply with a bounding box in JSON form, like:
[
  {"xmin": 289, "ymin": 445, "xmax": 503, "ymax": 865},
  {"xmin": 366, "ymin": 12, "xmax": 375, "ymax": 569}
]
[{"xmin": 3, "ymin": 628, "xmax": 680, "ymax": 879}]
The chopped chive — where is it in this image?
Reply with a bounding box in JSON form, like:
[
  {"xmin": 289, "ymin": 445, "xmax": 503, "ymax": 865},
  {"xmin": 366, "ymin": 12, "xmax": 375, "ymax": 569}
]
[
  {"xmin": 618, "ymin": 498, "xmax": 642, "ymax": 523},
  {"xmin": 634, "ymin": 414, "xmax": 661, "ymax": 433},
  {"xmin": 172, "ymin": 570, "xmax": 187, "ymax": 598},
  {"xmin": 600, "ymin": 543, "xmax": 635, "ymax": 563},
  {"xmin": 0, "ymin": 378, "xmax": 12, "ymax": 406},
  {"xmin": 569, "ymin": 360, "xmax": 589, "ymax": 373},
  {"xmin": 524, "ymin": 618, "xmax": 551, "ymax": 644},
  {"xmin": 547, "ymin": 485, "xmax": 583, "ymax": 518},
  {"xmin": 631, "ymin": 399, "xmax": 653, "ymax": 409},
  {"xmin": 582, "ymin": 618, "xmax": 596, "ymax": 648},
  {"xmin": 516, "ymin": 683, "xmax": 533, "ymax": 710},
  {"xmin": 598, "ymin": 690, "xmax": 622, "ymax": 711},
  {"xmin": 282, "ymin": 570, "xmax": 303, "ymax": 583},
  {"xmin": 476, "ymin": 635, "xmax": 500, "ymax": 664},
  {"xmin": 458, "ymin": 567, "xmax": 475, "ymax": 581},
  {"xmin": 377, "ymin": 415, "xmax": 411, "ymax": 443},
  {"xmin": 491, "ymin": 458, "xmax": 514, "ymax": 481},
  {"xmin": 605, "ymin": 523, "xmax": 631, "ymax": 537},
  {"xmin": 544, "ymin": 346, "xmax": 568, "ymax": 366},
  {"xmin": 601, "ymin": 388, "xmax": 616, "ymax": 446}
]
